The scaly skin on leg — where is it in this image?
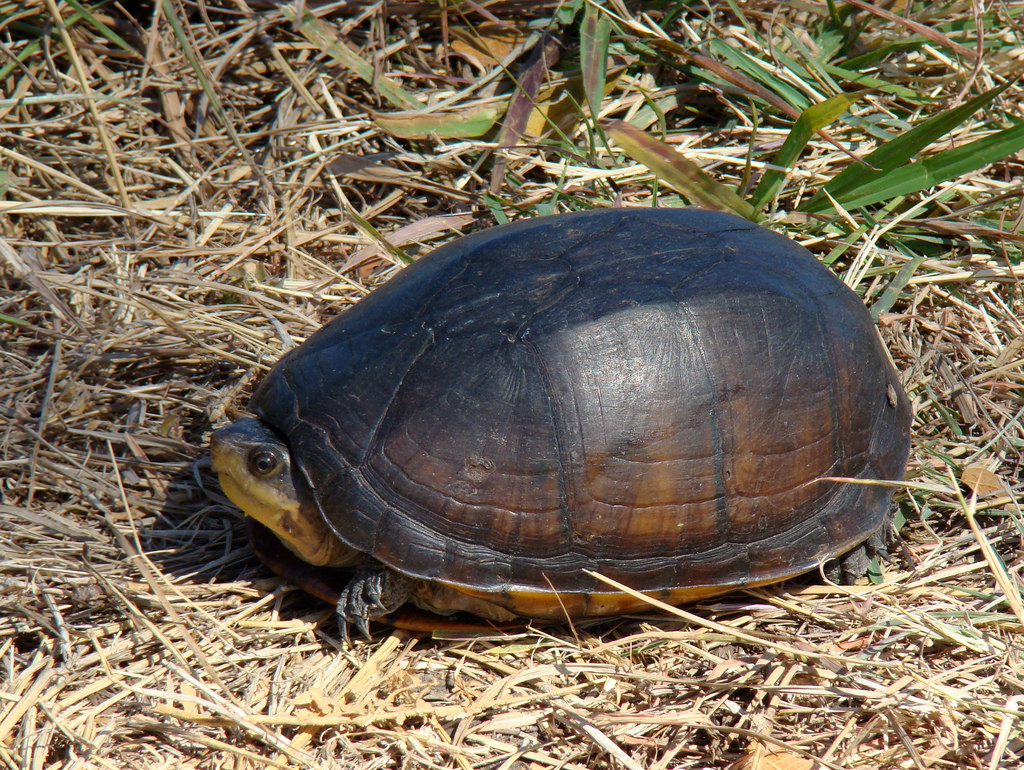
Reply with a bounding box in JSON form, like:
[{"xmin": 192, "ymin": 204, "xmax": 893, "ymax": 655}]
[
  {"xmin": 336, "ymin": 564, "xmax": 413, "ymax": 639},
  {"xmin": 827, "ymin": 507, "xmax": 896, "ymax": 585}
]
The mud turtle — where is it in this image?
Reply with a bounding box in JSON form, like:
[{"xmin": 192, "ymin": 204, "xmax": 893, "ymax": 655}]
[{"xmin": 211, "ymin": 207, "xmax": 911, "ymax": 633}]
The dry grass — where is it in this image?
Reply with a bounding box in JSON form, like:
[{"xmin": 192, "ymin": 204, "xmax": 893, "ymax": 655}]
[{"xmin": 1, "ymin": 0, "xmax": 1023, "ymax": 768}]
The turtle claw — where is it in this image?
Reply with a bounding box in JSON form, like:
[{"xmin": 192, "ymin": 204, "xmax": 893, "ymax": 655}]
[
  {"xmin": 339, "ymin": 613, "xmax": 371, "ymax": 644},
  {"xmin": 335, "ymin": 566, "xmax": 412, "ymax": 641}
]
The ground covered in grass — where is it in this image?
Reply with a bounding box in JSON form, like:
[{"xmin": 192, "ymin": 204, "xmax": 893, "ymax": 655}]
[{"xmin": 1, "ymin": 1, "xmax": 1023, "ymax": 768}]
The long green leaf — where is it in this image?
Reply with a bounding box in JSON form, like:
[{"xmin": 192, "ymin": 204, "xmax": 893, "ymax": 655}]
[
  {"xmin": 0, "ymin": 4, "xmax": 105, "ymax": 81},
  {"xmin": 802, "ymin": 82, "xmax": 1015, "ymax": 212},
  {"xmin": 708, "ymin": 40, "xmax": 815, "ymax": 112},
  {"xmin": 750, "ymin": 91, "xmax": 863, "ymax": 210},
  {"xmin": 821, "ymin": 63, "xmax": 919, "ymax": 100},
  {"xmin": 817, "ymin": 119, "xmax": 1024, "ymax": 211},
  {"xmin": 606, "ymin": 121, "xmax": 759, "ymax": 221}
]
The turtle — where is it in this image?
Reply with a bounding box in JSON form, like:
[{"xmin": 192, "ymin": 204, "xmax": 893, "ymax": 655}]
[{"xmin": 210, "ymin": 207, "xmax": 912, "ymax": 635}]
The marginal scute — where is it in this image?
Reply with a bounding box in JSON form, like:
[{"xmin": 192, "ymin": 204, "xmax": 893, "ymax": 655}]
[{"xmin": 249, "ymin": 207, "xmax": 912, "ymax": 618}]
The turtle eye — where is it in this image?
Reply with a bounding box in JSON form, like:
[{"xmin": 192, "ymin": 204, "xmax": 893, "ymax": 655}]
[{"xmin": 249, "ymin": 450, "xmax": 282, "ymax": 476}]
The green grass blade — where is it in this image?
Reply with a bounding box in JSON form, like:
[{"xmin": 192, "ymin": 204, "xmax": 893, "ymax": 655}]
[
  {"xmin": 750, "ymin": 91, "xmax": 863, "ymax": 210},
  {"xmin": 685, "ymin": 50, "xmax": 807, "ymax": 123},
  {"xmin": 870, "ymin": 254, "xmax": 925, "ymax": 319},
  {"xmin": 778, "ymin": 28, "xmax": 844, "ymax": 94},
  {"xmin": 606, "ymin": 121, "xmax": 759, "ymax": 221},
  {"xmin": 344, "ymin": 206, "xmax": 412, "ymax": 265},
  {"xmin": 802, "ymin": 82, "xmax": 1015, "ymax": 212},
  {"xmin": 64, "ymin": 0, "xmax": 133, "ymax": 52},
  {"xmin": 821, "ymin": 63, "xmax": 919, "ymax": 100},
  {"xmin": 0, "ymin": 4, "xmax": 105, "ymax": 81},
  {"xmin": 0, "ymin": 311, "xmax": 27, "ymax": 327},
  {"xmin": 160, "ymin": 0, "xmax": 243, "ymax": 147},
  {"xmin": 708, "ymin": 40, "xmax": 815, "ymax": 112},
  {"xmin": 817, "ymin": 118, "xmax": 1024, "ymax": 211}
]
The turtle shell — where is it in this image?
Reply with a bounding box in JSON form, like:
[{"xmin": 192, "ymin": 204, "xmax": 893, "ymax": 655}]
[{"xmin": 251, "ymin": 207, "xmax": 911, "ymax": 618}]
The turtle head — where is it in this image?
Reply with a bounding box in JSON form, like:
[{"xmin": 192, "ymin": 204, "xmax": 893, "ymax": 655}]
[{"xmin": 210, "ymin": 418, "xmax": 355, "ymax": 567}]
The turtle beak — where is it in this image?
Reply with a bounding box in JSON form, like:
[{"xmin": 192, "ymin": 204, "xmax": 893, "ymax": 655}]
[
  {"xmin": 210, "ymin": 420, "xmax": 246, "ymax": 473},
  {"xmin": 209, "ymin": 429, "xmax": 232, "ymax": 473}
]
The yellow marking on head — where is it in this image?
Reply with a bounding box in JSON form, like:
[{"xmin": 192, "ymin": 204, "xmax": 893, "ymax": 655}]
[{"xmin": 211, "ymin": 439, "xmax": 349, "ymax": 567}]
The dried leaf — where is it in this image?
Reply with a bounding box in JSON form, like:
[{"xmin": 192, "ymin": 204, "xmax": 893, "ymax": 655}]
[
  {"xmin": 450, "ymin": 24, "xmax": 528, "ymax": 69},
  {"xmin": 688, "ymin": 50, "xmax": 800, "ymax": 119},
  {"xmin": 961, "ymin": 464, "xmax": 1002, "ymax": 496},
  {"xmin": 580, "ymin": 3, "xmax": 612, "ymax": 118},
  {"xmin": 605, "ymin": 120, "xmax": 759, "ymax": 220},
  {"xmin": 490, "ymin": 33, "xmax": 563, "ymax": 191},
  {"xmin": 372, "ymin": 105, "xmax": 503, "ymax": 139},
  {"xmin": 728, "ymin": 744, "xmax": 815, "ymax": 770},
  {"xmin": 524, "ymin": 63, "xmax": 628, "ymax": 138}
]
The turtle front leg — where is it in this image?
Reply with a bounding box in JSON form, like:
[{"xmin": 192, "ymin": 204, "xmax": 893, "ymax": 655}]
[{"xmin": 336, "ymin": 564, "xmax": 412, "ymax": 639}]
